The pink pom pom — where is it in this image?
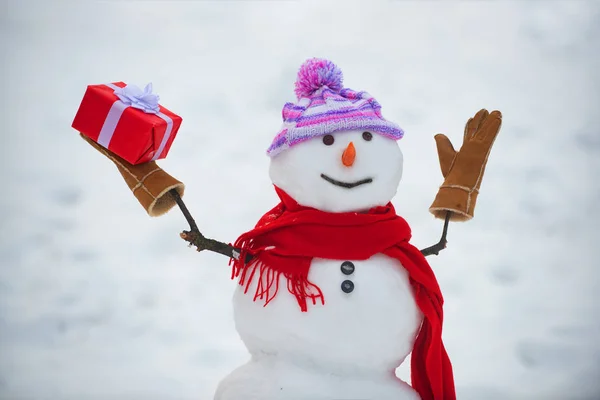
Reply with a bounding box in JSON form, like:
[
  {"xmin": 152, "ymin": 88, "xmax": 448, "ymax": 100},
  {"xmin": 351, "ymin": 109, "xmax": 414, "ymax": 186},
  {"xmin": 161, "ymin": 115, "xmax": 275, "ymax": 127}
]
[{"xmin": 294, "ymin": 58, "xmax": 343, "ymax": 99}]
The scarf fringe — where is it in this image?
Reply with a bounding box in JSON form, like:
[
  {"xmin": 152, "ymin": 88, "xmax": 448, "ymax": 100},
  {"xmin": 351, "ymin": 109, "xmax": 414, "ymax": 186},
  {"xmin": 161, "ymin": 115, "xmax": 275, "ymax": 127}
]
[{"xmin": 230, "ymin": 238, "xmax": 324, "ymax": 312}]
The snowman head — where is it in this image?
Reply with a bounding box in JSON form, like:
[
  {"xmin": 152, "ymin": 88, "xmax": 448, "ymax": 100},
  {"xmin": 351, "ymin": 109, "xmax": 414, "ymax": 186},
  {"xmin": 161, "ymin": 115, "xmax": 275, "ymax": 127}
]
[
  {"xmin": 269, "ymin": 130, "xmax": 403, "ymax": 213},
  {"xmin": 267, "ymin": 58, "xmax": 405, "ymax": 213}
]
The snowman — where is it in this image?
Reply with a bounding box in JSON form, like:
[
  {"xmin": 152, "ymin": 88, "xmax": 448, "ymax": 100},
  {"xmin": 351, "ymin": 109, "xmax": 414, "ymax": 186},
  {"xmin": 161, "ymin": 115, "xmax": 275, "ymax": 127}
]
[
  {"xmin": 74, "ymin": 57, "xmax": 502, "ymax": 400},
  {"xmin": 212, "ymin": 58, "xmax": 456, "ymax": 400}
]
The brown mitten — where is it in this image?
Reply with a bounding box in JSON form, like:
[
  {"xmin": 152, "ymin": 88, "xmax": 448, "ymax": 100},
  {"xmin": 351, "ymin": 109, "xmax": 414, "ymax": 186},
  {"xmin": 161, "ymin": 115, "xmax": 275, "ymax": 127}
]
[
  {"xmin": 429, "ymin": 109, "xmax": 502, "ymax": 221},
  {"xmin": 80, "ymin": 133, "xmax": 185, "ymax": 217}
]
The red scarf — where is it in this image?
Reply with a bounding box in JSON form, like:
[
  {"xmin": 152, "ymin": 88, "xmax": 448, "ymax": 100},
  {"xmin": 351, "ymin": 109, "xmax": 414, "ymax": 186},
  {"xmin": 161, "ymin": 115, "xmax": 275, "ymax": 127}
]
[{"xmin": 231, "ymin": 186, "xmax": 456, "ymax": 400}]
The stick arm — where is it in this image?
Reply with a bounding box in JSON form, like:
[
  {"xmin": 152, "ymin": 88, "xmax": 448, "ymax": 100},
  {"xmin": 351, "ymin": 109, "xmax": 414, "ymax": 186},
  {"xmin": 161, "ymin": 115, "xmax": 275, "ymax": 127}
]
[
  {"xmin": 170, "ymin": 189, "xmax": 253, "ymax": 263},
  {"xmin": 419, "ymin": 211, "xmax": 451, "ymax": 257}
]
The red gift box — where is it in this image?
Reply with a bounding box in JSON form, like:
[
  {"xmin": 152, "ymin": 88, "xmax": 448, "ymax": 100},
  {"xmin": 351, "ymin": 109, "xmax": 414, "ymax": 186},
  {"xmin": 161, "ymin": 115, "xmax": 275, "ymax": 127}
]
[{"xmin": 72, "ymin": 82, "xmax": 182, "ymax": 165}]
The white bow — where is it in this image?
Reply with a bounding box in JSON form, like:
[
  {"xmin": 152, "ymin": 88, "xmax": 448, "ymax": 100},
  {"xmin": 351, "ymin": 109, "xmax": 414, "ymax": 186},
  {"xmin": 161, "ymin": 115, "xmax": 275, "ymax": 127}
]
[{"xmin": 113, "ymin": 83, "xmax": 160, "ymax": 114}]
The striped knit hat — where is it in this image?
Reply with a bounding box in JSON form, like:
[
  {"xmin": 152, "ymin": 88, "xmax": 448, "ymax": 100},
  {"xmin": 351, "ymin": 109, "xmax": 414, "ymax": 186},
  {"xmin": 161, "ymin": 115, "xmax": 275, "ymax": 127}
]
[{"xmin": 267, "ymin": 58, "xmax": 404, "ymax": 157}]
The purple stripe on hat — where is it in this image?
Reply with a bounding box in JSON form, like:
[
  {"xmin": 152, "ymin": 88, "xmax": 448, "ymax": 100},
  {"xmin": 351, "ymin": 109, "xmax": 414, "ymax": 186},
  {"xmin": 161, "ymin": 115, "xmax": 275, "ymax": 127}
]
[
  {"xmin": 288, "ymin": 103, "xmax": 372, "ymax": 123},
  {"xmin": 288, "ymin": 104, "xmax": 307, "ymax": 110},
  {"xmin": 296, "ymin": 110, "xmax": 380, "ymax": 127},
  {"xmin": 321, "ymin": 88, "xmax": 367, "ymax": 103},
  {"xmin": 284, "ymin": 105, "xmax": 307, "ymax": 112},
  {"xmin": 293, "ymin": 108, "xmax": 374, "ymax": 125},
  {"xmin": 305, "ymin": 96, "xmax": 360, "ymax": 106},
  {"xmin": 308, "ymin": 98, "xmax": 326, "ymax": 106}
]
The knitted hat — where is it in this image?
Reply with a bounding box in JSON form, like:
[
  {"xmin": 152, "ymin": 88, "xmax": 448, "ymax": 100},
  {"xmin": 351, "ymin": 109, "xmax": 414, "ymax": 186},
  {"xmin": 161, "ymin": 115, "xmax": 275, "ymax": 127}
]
[{"xmin": 267, "ymin": 58, "xmax": 404, "ymax": 157}]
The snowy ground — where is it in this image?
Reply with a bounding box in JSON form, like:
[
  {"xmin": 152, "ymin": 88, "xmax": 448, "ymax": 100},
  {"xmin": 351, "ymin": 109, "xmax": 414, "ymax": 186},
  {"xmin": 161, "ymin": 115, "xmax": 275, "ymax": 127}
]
[{"xmin": 2, "ymin": 1, "xmax": 600, "ymax": 399}]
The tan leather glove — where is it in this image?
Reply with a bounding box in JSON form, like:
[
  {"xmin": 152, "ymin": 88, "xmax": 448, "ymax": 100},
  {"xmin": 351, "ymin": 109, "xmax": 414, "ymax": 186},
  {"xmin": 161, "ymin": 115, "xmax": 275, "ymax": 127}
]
[
  {"xmin": 429, "ymin": 109, "xmax": 502, "ymax": 221},
  {"xmin": 80, "ymin": 133, "xmax": 185, "ymax": 217}
]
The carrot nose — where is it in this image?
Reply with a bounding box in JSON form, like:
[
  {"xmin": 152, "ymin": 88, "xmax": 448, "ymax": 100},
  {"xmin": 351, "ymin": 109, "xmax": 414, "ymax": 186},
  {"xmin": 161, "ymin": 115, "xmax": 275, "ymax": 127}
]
[{"xmin": 342, "ymin": 142, "xmax": 356, "ymax": 167}]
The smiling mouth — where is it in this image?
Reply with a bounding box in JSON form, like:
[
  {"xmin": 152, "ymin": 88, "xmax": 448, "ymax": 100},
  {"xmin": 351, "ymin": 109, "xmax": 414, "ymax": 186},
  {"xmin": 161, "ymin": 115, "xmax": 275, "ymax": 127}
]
[{"xmin": 320, "ymin": 174, "xmax": 373, "ymax": 189}]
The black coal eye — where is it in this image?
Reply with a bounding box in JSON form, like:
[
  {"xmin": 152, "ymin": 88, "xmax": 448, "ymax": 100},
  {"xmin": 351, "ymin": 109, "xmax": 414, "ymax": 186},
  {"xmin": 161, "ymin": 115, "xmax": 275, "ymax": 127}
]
[
  {"xmin": 362, "ymin": 131, "xmax": 373, "ymax": 141},
  {"xmin": 323, "ymin": 134, "xmax": 334, "ymax": 146}
]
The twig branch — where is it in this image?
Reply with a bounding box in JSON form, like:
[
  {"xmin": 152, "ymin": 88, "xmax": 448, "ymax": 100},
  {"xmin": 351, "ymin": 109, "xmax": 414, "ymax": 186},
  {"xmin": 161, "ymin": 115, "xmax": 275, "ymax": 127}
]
[
  {"xmin": 170, "ymin": 189, "xmax": 252, "ymax": 262},
  {"xmin": 420, "ymin": 212, "xmax": 451, "ymax": 257},
  {"xmin": 171, "ymin": 189, "xmax": 199, "ymax": 233}
]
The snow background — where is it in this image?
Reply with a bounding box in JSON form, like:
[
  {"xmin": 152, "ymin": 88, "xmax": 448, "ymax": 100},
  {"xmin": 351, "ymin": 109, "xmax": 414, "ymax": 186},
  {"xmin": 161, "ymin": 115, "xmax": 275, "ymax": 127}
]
[{"xmin": 2, "ymin": 0, "xmax": 600, "ymax": 399}]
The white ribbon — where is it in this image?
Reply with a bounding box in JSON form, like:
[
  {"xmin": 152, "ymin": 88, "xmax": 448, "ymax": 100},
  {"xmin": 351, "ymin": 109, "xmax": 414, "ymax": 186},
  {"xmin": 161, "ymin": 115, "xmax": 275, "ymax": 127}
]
[{"xmin": 97, "ymin": 83, "xmax": 173, "ymax": 161}]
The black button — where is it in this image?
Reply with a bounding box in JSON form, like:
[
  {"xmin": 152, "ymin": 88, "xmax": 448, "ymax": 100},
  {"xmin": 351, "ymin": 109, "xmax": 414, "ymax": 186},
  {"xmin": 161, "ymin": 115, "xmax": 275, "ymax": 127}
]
[
  {"xmin": 341, "ymin": 261, "xmax": 355, "ymax": 275},
  {"xmin": 341, "ymin": 280, "xmax": 354, "ymax": 293}
]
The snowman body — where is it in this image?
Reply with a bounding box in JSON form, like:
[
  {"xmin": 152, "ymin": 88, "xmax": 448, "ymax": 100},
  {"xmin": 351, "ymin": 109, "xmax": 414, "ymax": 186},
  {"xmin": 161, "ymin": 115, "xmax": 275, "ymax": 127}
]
[
  {"xmin": 214, "ymin": 127, "xmax": 423, "ymax": 399},
  {"xmin": 214, "ymin": 254, "xmax": 423, "ymax": 400}
]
